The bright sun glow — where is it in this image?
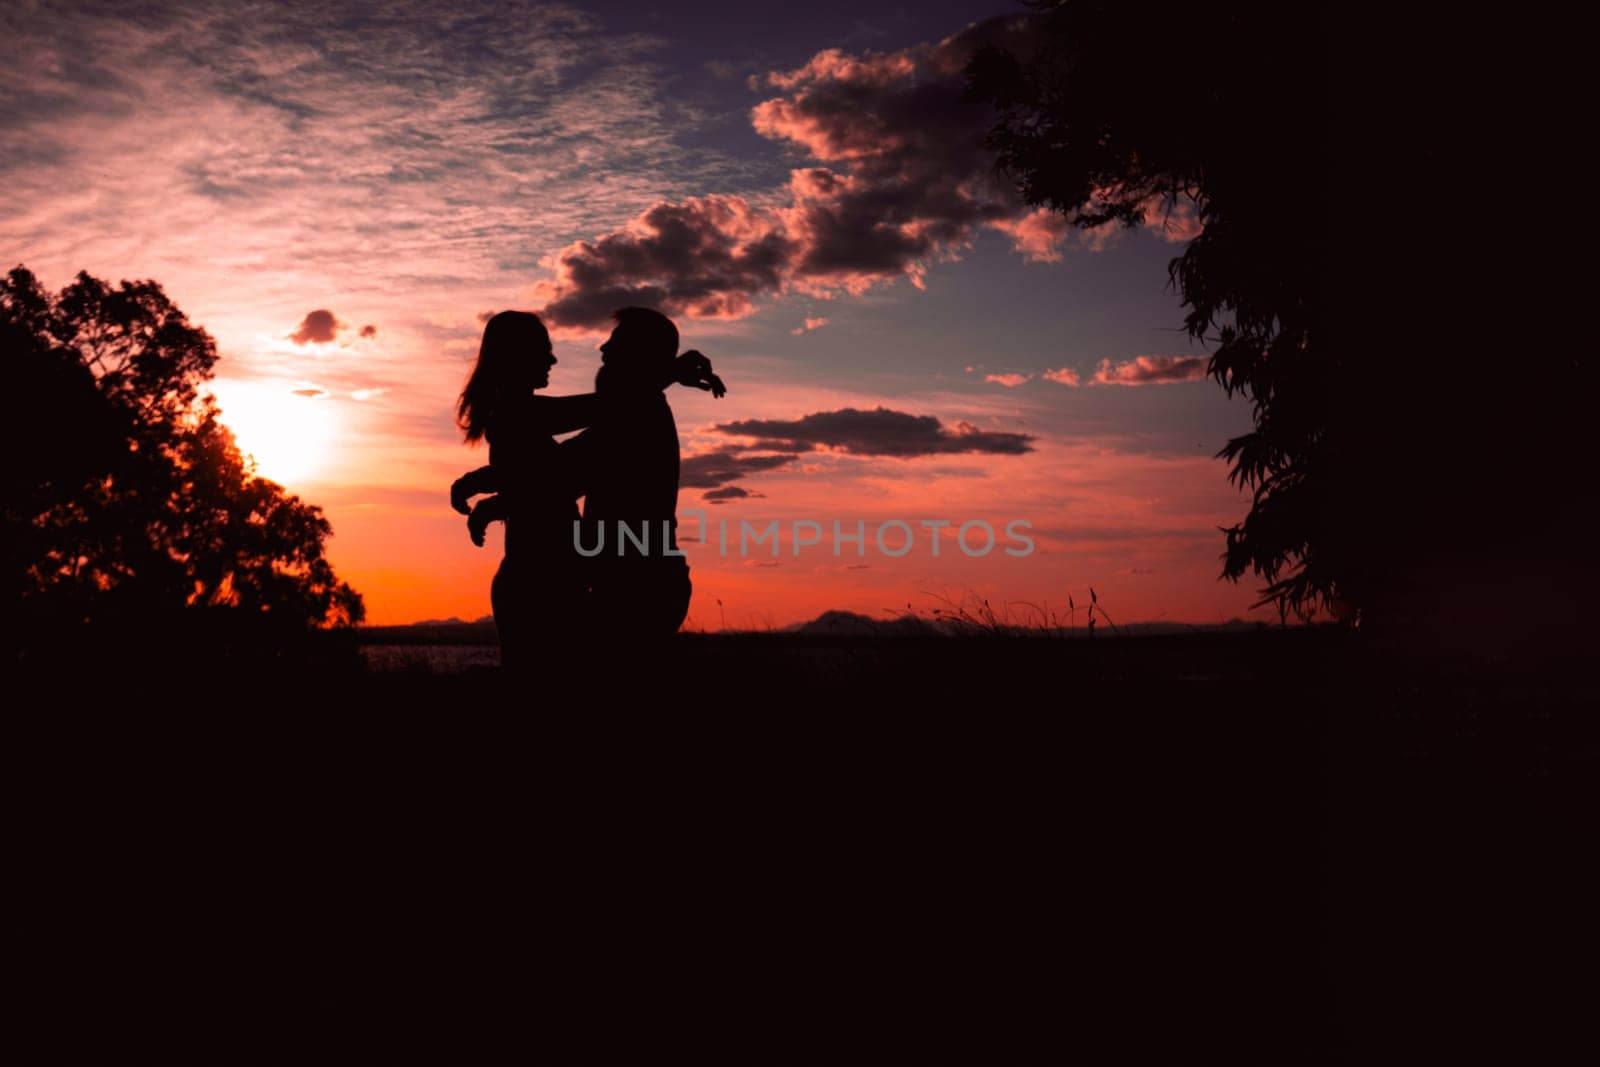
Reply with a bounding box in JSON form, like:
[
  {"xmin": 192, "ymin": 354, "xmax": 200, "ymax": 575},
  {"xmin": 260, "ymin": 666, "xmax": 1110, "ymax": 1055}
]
[{"xmin": 207, "ymin": 381, "xmax": 340, "ymax": 488}]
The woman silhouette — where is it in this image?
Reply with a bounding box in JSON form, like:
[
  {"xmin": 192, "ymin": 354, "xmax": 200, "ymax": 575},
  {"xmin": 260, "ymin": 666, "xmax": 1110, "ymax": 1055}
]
[{"xmin": 452, "ymin": 311, "xmax": 721, "ymax": 669}]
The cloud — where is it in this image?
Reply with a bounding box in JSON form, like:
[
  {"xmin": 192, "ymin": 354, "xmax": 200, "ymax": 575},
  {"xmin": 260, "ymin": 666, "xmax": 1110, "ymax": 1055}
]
[
  {"xmin": 1090, "ymin": 355, "xmax": 1209, "ymax": 386},
  {"xmin": 350, "ymin": 387, "xmax": 389, "ymax": 401},
  {"xmin": 986, "ymin": 208, "xmax": 1071, "ymax": 263},
  {"xmin": 534, "ymin": 195, "xmax": 795, "ymax": 330},
  {"xmin": 0, "ymin": 0, "xmax": 753, "ymax": 375},
  {"xmin": 703, "ymin": 485, "xmax": 765, "ymax": 505},
  {"xmin": 528, "ymin": 14, "xmax": 1195, "ymax": 331},
  {"xmin": 680, "ymin": 448, "xmax": 800, "ymax": 490},
  {"xmin": 359, "ymin": 324, "xmax": 377, "ymax": 339},
  {"xmin": 984, "ymin": 372, "xmax": 1031, "ymax": 387},
  {"xmin": 790, "ymin": 316, "xmax": 829, "ymax": 334},
  {"xmin": 712, "ymin": 406, "xmax": 1035, "ymax": 457},
  {"xmin": 291, "ymin": 387, "xmax": 326, "ymax": 397},
  {"xmin": 1038, "ymin": 358, "xmax": 1207, "ymax": 388},
  {"xmin": 289, "ymin": 309, "xmax": 343, "ymax": 345}
]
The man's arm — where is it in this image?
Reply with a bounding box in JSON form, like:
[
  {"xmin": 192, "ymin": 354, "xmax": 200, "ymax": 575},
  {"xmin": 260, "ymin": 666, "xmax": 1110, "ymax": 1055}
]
[
  {"xmin": 450, "ymin": 464, "xmax": 498, "ymax": 515},
  {"xmin": 466, "ymin": 494, "xmax": 508, "ymax": 547}
]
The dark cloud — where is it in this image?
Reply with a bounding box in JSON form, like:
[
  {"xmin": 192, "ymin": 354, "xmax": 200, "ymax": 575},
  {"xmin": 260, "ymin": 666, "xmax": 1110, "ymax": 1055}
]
[
  {"xmin": 291, "ymin": 387, "xmax": 326, "ymax": 397},
  {"xmin": 680, "ymin": 449, "xmax": 799, "ymax": 490},
  {"xmin": 755, "ymin": 17, "xmax": 1041, "ymax": 288},
  {"xmin": 535, "ymin": 197, "xmax": 796, "ymax": 330},
  {"xmin": 712, "ymin": 407, "xmax": 1035, "ymax": 457},
  {"xmin": 359, "ymin": 324, "xmax": 377, "ymax": 339},
  {"xmin": 289, "ymin": 309, "xmax": 343, "ymax": 345},
  {"xmin": 530, "ymin": 16, "xmax": 1086, "ymax": 330},
  {"xmin": 703, "ymin": 486, "xmax": 766, "ymax": 505}
]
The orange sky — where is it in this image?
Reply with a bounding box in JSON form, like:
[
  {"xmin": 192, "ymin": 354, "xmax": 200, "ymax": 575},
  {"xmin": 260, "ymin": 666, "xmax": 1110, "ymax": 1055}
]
[{"xmin": 294, "ymin": 360, "xmax": 1267, "ymax": 628}]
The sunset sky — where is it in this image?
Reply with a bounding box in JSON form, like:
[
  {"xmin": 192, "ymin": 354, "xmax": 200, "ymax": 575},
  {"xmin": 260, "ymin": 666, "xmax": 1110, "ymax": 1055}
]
[{"xmin": 1, "ymin": 0, "xmax": 1271, "ymax": 628}]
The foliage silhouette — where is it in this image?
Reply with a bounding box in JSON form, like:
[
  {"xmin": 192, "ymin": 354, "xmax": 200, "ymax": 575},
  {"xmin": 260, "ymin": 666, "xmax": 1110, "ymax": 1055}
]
[
  {"xmin": 2, "ymin": 265, "xmax": 363, "ymax": 664},
  {"xmin": 967, "ymin": 3, "xmax": 1339, "ymax": 618}
]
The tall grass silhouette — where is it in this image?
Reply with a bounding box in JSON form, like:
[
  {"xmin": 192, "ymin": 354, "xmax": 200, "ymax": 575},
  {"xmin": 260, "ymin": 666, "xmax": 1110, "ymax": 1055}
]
[{"xmin": 881, "ymin": 587, "xmax": 1124, "ymax": 638}]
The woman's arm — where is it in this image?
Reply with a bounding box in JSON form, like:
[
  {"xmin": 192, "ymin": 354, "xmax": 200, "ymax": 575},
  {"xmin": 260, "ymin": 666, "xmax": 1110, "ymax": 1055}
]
[
  {"xmin": 525, "ymin": 351, "xmax": 728, "ymax": 438},
  {"xmin": 666, "ymin": 350, "xmax": 727, "ymax": 396},
  {"xmin": 522, "ymin": 350, "xmax": 725, "ymax": 436}
]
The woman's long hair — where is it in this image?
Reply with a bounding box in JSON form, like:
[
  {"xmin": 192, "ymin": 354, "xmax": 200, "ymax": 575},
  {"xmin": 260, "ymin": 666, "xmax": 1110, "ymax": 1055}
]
[{"xmin": 456, "ymin": 311, "xmax": 550, "ymax": 443}]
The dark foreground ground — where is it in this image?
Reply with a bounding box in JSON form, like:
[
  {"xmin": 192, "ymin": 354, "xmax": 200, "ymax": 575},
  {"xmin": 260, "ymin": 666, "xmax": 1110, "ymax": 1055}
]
[{"xmin": 6, "ymin": 628, "xmax": 1595, "ymax": 1064}]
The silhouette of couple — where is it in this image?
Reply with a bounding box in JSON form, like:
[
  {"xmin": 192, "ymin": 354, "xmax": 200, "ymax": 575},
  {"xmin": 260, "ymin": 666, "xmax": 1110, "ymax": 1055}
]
[{"xmin": 451, "ymin": 307, "xmax": 725, "ymax": 669}]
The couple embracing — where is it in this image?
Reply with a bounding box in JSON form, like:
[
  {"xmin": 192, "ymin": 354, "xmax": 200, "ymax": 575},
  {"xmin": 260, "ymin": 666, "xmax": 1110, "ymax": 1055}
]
[{"xmin": 451, "ymin": 307, "xmax": 725, "ymax": 669}]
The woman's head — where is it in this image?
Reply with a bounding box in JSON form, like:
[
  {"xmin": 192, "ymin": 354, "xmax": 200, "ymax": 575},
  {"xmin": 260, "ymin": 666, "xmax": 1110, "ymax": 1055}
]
[{"xmin": 456, "ymin": 311, "xmax": 554, "ymax": 443}]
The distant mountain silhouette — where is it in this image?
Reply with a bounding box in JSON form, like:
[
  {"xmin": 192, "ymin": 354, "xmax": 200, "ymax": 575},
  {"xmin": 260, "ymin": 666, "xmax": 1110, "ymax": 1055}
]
[
  {"xmin": 783, "ymin": 610, "xmax": 1265, "ymax": 637},
  {"xmin": 354, "ymin": 610, "xmax": 1267, "ymax": 643},
  {"xmin": 358, "ymin": 618, "xmax": 498, "ymax": 645},
  {"xmin": 785, "ymin": 610, "xmax": 942, "ymax": 636}
]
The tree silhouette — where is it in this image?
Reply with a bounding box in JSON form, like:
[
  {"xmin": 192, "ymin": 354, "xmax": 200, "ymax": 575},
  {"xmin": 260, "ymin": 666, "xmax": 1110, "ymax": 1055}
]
[
  {"xmin": 976, "ymin": 1, "xmax": 1598, "ymax": 649},
  {"xmin": 967, "ymin": 3, "xmax": 1340, "ymax": 618},
  {"xmin": 2, "ymin": 265, "xmax": 363, "ymax": 663}
]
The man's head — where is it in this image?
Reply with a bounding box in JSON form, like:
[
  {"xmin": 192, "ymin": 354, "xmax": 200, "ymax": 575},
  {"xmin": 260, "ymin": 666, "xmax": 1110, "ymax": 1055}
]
[{"xmin": 598, "ymin": 307, "xmax": 678, "ymax": 392}]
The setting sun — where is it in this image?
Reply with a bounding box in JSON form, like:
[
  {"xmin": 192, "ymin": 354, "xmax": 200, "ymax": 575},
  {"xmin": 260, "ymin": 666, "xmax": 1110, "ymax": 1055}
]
[{"xmin": 208, "ymin": 381, "xmax": 340, "ymax": 488}]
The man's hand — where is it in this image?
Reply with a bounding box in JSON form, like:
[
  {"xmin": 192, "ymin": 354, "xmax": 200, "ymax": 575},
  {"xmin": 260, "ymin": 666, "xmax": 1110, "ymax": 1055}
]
[
  {"xmin": 669, "ymin": 350, "xmax": 727, "ymax": 398},
  {"xmin": 451, "ymin": 466, "xmax": 498, "ymax": 513},
  {"xmin": 450, "ymin": 474, "xmax": 474, "ymax": 515},
  {"xmin": 467, "ymin": 507, "xmax": 492, "ymax": 547}
]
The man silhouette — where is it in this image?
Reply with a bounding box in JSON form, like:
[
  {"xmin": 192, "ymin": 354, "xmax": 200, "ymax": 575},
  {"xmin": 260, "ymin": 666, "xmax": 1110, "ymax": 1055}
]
[{"xmin": 562, "ymin": 307, "xmax": 694, "ymax": 636}]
